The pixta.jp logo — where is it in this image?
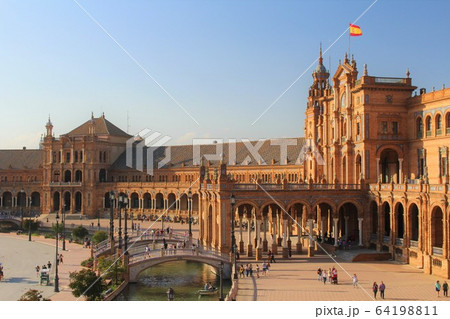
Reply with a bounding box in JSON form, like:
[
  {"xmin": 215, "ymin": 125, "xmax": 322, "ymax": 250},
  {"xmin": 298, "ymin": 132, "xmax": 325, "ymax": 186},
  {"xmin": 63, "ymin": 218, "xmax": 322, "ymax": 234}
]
[{"xmin": 126, "ymin": 129, "xmax": 172, "ymax": 175}]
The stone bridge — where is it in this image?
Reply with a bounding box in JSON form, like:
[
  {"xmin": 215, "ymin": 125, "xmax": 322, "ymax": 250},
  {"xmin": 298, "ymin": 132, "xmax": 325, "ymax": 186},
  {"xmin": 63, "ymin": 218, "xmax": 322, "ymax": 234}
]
[
  {"xmin": 0, "ymin": 215, "xmax": 22, "ymax": 227},
  {"xmin": 127, "ymin": 247, "xmax": 232, "ymax": 282}
]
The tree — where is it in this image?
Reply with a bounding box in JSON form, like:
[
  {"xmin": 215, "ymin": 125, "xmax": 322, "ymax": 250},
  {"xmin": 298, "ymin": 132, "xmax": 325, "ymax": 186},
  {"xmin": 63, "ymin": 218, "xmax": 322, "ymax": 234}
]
[
  {"xmin": 69, "ymin": 269, "xmax": 104, "ymax": 301},
  {"xmin": 52, "ymin": 222, "xmax": 64, "ymax": 234},
  {"xmin": 22, "ymin": 219, "xmax": 39, "ymax": 231},
  {"xmin": 91, "ymin": 231, "xmax": 108, "ymax": 245},
  {"xmin": 72, "ymin": 226, "xmax": 89, "ymax": 240},
  {"xmin": 19, "ymin": 289, "xmax": 49, "ymax": 301},
  {"xmin": 97, "ymin": 256, "xmax": 125, "ymax": 283}
]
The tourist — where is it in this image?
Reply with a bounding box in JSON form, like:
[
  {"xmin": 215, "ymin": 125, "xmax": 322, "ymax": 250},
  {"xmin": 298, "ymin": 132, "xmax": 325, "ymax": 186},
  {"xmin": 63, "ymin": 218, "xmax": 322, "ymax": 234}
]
[
  {"xmin": 328, "ymin": 268, "xmax": 332, "ymax": 283},
  {"xmin": 270, "ymin": 252, "xmax": 276, "ymax": 263},
  {"xmin": 266, "ymin": 261, "xmax": 270, "ymax": 275},
  {"xmin": 262, "ymin": 262, "xmax": 267, "ymax": 276},
  {"xmin": 249, "ymin": 264, "xmax": 253, "ymax": 276},
  {"xmin": 47, "ymin": 261, "xmax": 52, "ymax": 269},
  {"xmin": 239, "ymin": 265, "xmax": 244, "ymax": 278},
  {"xmin": 352, "ymin": 274, "xmax": 358, "ymax": 288},
  {"xmin": 372, "ymin": 282, "xmax": 378, "ymax": 299},
  {"xmin": 436, "ymin": 280, "xmax": 441, "ymax": 297},
  {"xmin": 379, "ymin": 281, "xmax": 386, "ymax": 299},
  {"xmin": 59, "ymin": 254, "xmax": 63, "ymax": 264},
  {"xmin": 256, "ymin": 265, "xmax": 260, "ymax": 278},
  {"xmin": 443, "ymin": 281, "xmax": 448, "ymax": 297},
  {"xmin": 35, "ymin": 265, "xmax": 40, "ymax": 277},
  {"xmin": 322, "ymin": 268, "xmax": 327, "ymax": 284},
  {"xmin": 317, "ymin": 267, "xmax": 322, "ymax": 281},
  {"xmin": 245, "ymin": 264, "xmax": 250, "ymax": 277}
]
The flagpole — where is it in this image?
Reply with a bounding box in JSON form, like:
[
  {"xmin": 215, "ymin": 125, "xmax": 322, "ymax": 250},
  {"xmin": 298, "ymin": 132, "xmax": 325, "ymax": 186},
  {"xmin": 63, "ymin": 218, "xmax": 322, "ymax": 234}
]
[{"xmin": 348, "ymin": 22, "xmax": 351, "ymax": 58}]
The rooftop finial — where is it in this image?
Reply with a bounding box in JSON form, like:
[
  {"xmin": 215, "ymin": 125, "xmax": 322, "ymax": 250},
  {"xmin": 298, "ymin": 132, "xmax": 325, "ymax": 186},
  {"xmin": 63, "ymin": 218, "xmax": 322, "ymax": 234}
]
[
  {"xmin": 344, "ymin": 52, "xmax": 348, "ymax": 63},
  {"xmin": 406, "ymin": 68, "xmax": 410, "ymax": 78},
  {"xmin": 91, "ymin": 111, "xmax": 94, "ymax": 119},
  {"xmin": 319, "ymin": 42, "xmax": 323, "ymax": 64},
  {"xmin": 363, "ymin": 64, "xmax": 368, "ymax": 76}
]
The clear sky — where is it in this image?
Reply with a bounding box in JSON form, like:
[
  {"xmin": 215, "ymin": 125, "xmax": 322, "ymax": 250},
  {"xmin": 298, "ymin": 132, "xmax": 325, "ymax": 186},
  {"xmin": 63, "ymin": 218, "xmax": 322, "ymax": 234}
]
[{"xmin": 1, "ymin": 0, "xmax": 449, "ymax": 149}]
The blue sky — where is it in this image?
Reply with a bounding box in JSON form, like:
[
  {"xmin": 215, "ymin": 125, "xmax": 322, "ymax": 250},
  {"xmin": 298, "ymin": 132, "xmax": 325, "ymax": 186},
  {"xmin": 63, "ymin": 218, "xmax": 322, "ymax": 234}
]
[{"xmin": 0, "ymin": 0, "xmax": 449, "ymax": 149}]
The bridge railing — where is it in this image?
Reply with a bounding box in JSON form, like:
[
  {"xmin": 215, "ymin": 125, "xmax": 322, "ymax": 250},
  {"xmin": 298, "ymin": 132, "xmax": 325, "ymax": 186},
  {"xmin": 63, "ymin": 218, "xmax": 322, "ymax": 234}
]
[{"xmin": 129, "ymin": 246, "xmax": 231, "ymax": 265}]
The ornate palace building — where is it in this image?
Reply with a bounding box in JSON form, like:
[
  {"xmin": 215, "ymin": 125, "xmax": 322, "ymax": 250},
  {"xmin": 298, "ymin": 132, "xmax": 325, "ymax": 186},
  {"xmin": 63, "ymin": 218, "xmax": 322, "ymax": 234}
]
[{"xmin": 1, "ymin": 50, "xmax": 449, "ymax": 278}]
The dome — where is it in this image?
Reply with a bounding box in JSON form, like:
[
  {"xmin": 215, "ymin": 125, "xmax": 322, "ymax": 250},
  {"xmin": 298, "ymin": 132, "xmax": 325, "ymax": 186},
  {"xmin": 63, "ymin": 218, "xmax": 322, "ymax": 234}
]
[{"xmin": 315, "ymin": 64, "xmax": 327, "ymax": 74}]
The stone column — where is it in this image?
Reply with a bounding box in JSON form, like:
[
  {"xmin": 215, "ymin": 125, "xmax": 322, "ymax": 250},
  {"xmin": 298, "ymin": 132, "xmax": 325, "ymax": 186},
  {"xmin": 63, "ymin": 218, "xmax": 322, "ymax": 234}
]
[
  {"xmin": 296, "ymin": 212, "xmax": 302, "ymax": 253},
  {"xmin": 358, "ymin": 218, "xmax": 364, "ymax": 246},
  {"xmin": 333, "ymin": 218, "xmax": 339, "ymax": 247},
  {"xmin": 307, "ymin": 219, "xmax": 315, "ymax": 257},
  {"xmin": 247, "ymin": 214, "xmax": 253, "ymax": 257},
  {"xmin": 282, "ymin": 218, "xmax": 289, "ymax": 258},
  {"xmin": 398, "ymin": 159, "xmax": 403, "ymax": 184},
  {"xmin": 271, "ymin": 214, "xmax": 278, "ymax": 254},
  {"xmin": 321, "ymin": 217, "xmax": 327, "ymax": 243},
  {"xmin": 344, "ymin": 216, "xmax": 349, "ymax": 240},
  {"xmin": 239, "ymin": 215, "xmax": 244, "ymax": 253},
  {"xmin": 287, "ymin": 220, "xmax": 292, "ymax": 251},
  {"xmin": 263, "ymin": 214, "xmax": 268, "ymax": 252},
  {"xmin": 376, "ymin": 158, "xmax": 380, "ymax": 182},
  {"xmin": 277, "ymin": 212, "xmax": 282, "ymax": 246},
  {"xmin": 255, "ymin": 218, "xmax": 262, "ymax": 260}
]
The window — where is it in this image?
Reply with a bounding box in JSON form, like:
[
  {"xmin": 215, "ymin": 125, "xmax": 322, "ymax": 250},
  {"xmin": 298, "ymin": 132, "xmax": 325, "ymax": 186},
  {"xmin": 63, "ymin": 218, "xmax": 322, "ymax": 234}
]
[
  {"xmin": 436, "ymin": 114, "xmax": 442, "ymax": 135},
  {"xmin": 66, "ymin": 152, "xmax": 70, "ymax": 163},
  {"xmin": 341, "ymin": 92, "xmax": 346, "ymax": 108},
  {"xmin": 416, "ymin": 117, "xmax": 423, "ymax": 138},
  {"xmin": 364, "ymin": 94, "xmax": 370, "ymax": 103},
  {"xmin": 356, "ymin": 122, "xmax": 361, "ymax": 136},
  {"xmin": 386, "ymin": 95, "xmax": 393, "ymax": 103},
  {"xmin": 447, "ymin": 113, "xmax": 450, "ymax": 132},
  {"xmin": 426, "ymin": 116, "xmax": 432, "ymax": 136},
  {"xmin": 392, "ymin": 122, "xmax": 398, "ymax": 135},
  {"xmin": 382, "ymin": 121, "xmax": 388, "ymax": 134}
]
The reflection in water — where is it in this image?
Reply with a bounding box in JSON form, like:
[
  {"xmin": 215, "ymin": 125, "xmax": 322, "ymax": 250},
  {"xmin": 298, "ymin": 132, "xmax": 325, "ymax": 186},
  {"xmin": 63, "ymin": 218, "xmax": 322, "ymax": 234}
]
[{"xmin": 118, "ymin": 261, "xmax": 231, "ymax": 301}]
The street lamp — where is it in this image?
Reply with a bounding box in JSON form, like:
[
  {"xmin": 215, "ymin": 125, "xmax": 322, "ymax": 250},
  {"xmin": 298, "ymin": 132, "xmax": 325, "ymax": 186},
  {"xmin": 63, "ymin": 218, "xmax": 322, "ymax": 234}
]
[
  {"xmin": 109, "ymin": 191, "xmax": 115, "ymax": 244},
  {"xmin": 62, "ymin": 204, "xmax": 66, "ymax": 251},
  {"xmin": 187, "ymin": 189, "xmax": 192, "ymax": 241},
  {"xmin": 28, "ymin": 197, "xmax": 32, "ymax": 242},
  {"xmin": 230, "ymin": 194, "xmax": 238, "ymax": 280},
  {"xmin": 218, "ymin": 261, "xmax": 224, "ymax": 301},
  {"xmin": 54, "ymin": 212, "xmax": 60, "ymax": 292},
  {"xmin": 118, "ymin": 194, "xmax": 123, "ymax": 250},
  {"xmin": 119, "ymin": 194, "xmax": 129, "ymax": 254},
  {"xmin": 20, "ymin": 188, "xmax": 25, "ymax": 230}
]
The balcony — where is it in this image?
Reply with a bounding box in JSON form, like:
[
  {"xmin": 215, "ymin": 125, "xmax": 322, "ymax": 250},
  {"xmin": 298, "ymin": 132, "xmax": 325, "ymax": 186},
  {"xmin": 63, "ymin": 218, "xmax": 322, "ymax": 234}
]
[
  {"xmin": 370, "ymin": 233, "xmax": 377, "ymax": 241},
  {"xmin": 383, "ymin": 236, "xmax": 391, "ymax": 244},
  {"xmin": 426, "ymin": 130, "xmax": 432, "ymax": 137},
  {"xmin": 50, "ymin": 182, "xmax": 82, "ymax": 187},
  {"xmin": 447, "ymin": 127, "xmax": 450, "ymax": 135},
  {"xmin": 433, "ymin": 247, "xmax": 443, "ymax": 256},
  {"xmin": 374, "ymin": 77, "xmax": 407, "ymax": 84},
  {"xmin": 436, "ymin": 129, "xmax": 442, "ymax": 135},
  {"xmin": 409, "ymin": 240, "xmax": 418, "ymax": 248},
  {"xmin": 395, "ymin": 238, "xmax": 404, "ymax": 246}
]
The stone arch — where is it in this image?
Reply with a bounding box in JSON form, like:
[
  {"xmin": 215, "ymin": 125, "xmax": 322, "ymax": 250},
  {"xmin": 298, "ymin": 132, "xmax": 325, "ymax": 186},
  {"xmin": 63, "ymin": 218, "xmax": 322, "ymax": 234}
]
[
  {"xmin": 408, "ymin": 202, "xmax": 420, "ymax": 242},
  {"xmin": 75, "ymin": 170, "xmax": 82, "ymax": 182},
  {"xmin": 53, "ymin": 192, "xmax": 60, "ymax": 212},
  {"xmin": 179, "ymin": 193, "xmax": 188, "ymax": 211},
  {"xmin": 431, "ymin": 206, "xmax": 444, "ymax": 249},
  {"xmin": 2, "ymin": 191, "xmax": 13, "ymax": 207},
  {"xmin": 394, "ymin": 202, "xmax": 405, "ymax": 239},
  {"xmin": 155, "ymin": 193, "xmax": 164, "ymax": 209},
  {"xmin": 435, "ymin": 112, "xmax": 443, "ymax": 135},
  {"xmin": 379, "ymin": 148, "xmax": 400, "ymax": 183},
  {"xmin": 425, "ymin": 115, "xmax": 432, "ymax": 133},
  {"xmin": 167, "ymin": 193, "xmax": 176, "ymax": 210},
  {"xmin": 130, "ymin": 192, "xmax": 139, "ymax": 209},
  {"xmin": 75, "ymin": 191, "xmax": 82, "ymax": 212},
  {"xmin": 63, "ymin": 191, "xmax": 71, "ymax": 212},
  {"xmin": 104, "ymin": 192, "xmax": 111, "ymax": 209},
  {"xmin": 31, "ymin": 192, "xmax": 40, "ymax": 208},
  {"xmin": 64, "ymin": 170, "xmax": 72, "ymax": 183},
  {"xmin": 382, "ymin": 201, "xmax": 391, "ymax": 237},
  {"xmin": 192, "ymin": 193, "xmax": 199, "ymax": 213},
  {"xmin": 416, "ymin": 116, "xmax": 423, "ymax": 138},
  {"xmin": 355, "ymin": 153, "xmax": 362, "ymax": 181},
  {"xmin": 143, "ymin": 193, "xmax": 151, "ymax": 209},
  {"xmin": 337, "ymin": 202, "xmax": 359, "ymax": 241},
  {"xmin": 369, "ymin": 200, "xmax": 378, "ymax": 235}
]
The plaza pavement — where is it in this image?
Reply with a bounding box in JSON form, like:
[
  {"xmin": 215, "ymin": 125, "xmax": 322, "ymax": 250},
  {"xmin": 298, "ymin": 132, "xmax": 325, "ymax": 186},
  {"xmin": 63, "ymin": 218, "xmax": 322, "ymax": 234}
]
[
  {"xmin": 235, "ymin": 253, "xmax": 448, "ymax": 301},
  {"xmin": 0, "ymin": 233, "xmax": 90, "ymax": 301}
]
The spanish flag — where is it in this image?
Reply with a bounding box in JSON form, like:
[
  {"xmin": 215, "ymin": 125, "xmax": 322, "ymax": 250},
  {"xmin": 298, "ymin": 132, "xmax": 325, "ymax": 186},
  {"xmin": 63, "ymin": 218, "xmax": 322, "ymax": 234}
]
[{"xmin": 349, "ymin": 23, "xmax": 362, "ymax": 36}]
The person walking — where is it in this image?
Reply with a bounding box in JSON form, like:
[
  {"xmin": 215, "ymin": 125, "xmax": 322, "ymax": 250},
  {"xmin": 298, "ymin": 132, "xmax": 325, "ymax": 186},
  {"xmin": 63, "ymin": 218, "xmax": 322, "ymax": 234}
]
[
  {"xmin": 59, "ymin": 254, "xmax": 63, "ymax": 264},
  {"xmin": 317, "ymin": 268, "xmax": 322, "ymax": 281},
  {"xmin": 352, "ymin": 274, "xmax": 358, "ymax": 288},
  {"xmin": 239, "ymin": 265, "xmax": 244, "ymax": 278},
  {"xmin": 270, "ymin": 252, "xmax": 276, "ymax": 263},
  {"xmin": 435, "ymin": 281, "xmax": 441, "ymax": 297},
  {"xmin": 245, "ymin": 264, "xmax": 249, "ymax": 277},
  {"xmin": 35, "ymin": 265, "xmax": 40, "ymax": 277},
  {"xmin": 443, "ymin": 281, "xmax": 448, "ymax": 297},
  {"xmin": 379, "ymin": 281, "xmax": 386, "ymax": 299},
  {"xmin": 322, "ymin": 269, "xmax": 327, "ymax": 284},
  {"xmin": 372, "ymin": 282, "xmax": 378, "ymax": 299},
  {"xmin": 328, "ymin": 269, "xmax": 332, "ymax": 283},
  {"xmin": 256, "ymin": 265, "xmax": 260, "ymax": 278}
]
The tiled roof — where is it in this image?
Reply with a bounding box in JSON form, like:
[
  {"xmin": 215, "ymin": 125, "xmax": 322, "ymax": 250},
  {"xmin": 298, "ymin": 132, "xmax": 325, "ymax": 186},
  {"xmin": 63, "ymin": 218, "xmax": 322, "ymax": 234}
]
[
  {"xmin": 0, "ymin": 149, "xmax": 43, "ymax": 170},
  {"xmin": 65, "ymin": 116, "xmax": 131, "ymax": 138},
  {"xmin": 111, "ymin": 137, "xmax": 306, "ymax": 170}
]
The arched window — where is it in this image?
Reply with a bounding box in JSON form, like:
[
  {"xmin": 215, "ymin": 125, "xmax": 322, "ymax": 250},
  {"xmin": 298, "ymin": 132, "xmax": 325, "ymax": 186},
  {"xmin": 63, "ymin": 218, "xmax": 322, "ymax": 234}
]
[
  {"xmin": 446, "ymin": 113, "xmax": 450, "ymax": 133},
  {"xmin": 436, "ymin": 114, "xmax": 442, "ymax": 135},
  {"xmin": 425, "ymin": 116, "xmax": 432, "ymax": 136},
  {"xmin": 416, "ymin": 117, "xmax": 423, "ymax": 138}
]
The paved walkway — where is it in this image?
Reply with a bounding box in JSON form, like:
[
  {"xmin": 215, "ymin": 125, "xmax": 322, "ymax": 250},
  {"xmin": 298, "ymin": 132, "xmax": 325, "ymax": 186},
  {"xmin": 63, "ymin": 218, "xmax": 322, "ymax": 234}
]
[
  {"xmin": 235, "ymin": 253, "xmax": 447, "ymax": 301},
  {"xmin": 0, "ymin": 233, "xmax": 90, "ymax": 301}
]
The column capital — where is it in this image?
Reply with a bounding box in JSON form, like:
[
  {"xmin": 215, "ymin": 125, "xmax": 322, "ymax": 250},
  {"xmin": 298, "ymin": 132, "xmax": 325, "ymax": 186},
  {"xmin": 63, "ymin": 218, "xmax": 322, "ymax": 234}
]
[{"xmin": 358, "ymin": 217, "xmax": 364, "ymax": 222}]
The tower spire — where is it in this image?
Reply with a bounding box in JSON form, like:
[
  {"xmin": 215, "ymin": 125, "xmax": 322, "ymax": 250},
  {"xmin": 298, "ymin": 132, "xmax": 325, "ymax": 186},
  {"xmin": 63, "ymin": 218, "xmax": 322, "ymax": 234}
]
[{"xmin": 319, "ymin": 42, "xmax": 323, "ymax": 65}]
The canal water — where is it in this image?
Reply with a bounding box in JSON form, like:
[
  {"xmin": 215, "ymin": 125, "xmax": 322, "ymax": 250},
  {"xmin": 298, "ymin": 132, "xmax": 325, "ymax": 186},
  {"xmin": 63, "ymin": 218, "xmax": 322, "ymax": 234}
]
[{"xmin": 118, "ymin": 260, "xmax": 231, "ymax": 301}]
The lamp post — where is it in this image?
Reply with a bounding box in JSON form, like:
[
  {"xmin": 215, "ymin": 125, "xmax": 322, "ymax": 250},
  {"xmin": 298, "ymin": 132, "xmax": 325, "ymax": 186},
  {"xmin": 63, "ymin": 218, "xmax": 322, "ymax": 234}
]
[
  {"xmin": 62, "ymin": 204, "xmax": 66, "ymax": 251},
  {"xmin": 187, "ymin": 189, "xmax": 192, "ymax": 242},
  {"xmin": 28, "ymin": 197, "xmax": 32, "ymax": 242},
  {"xmin": 54, "ymin": 212, "xmax": 60, "ymax": 292},
  {"xmin": 118, "ymin": 195, "xmax": 123, "ymax": 250},
  {"xmin": 109, "ymin": 191, "xmax": 115, "ymax": 244},
  {"xmin": 218, "ymin": 261, "xmax": 224, "ymax": 301},
  {"xmin": 119, "ymin": 194, "xmax": 129, "ymax": 254},
  {"xmin": 20, "ymin": 188, "xmax": 25, "ymax": 230},
  {"xmin": 230, "ymin": 194, "xmax": 238, "ymax": 280}
]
